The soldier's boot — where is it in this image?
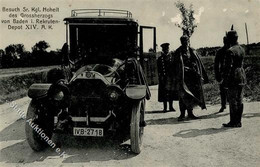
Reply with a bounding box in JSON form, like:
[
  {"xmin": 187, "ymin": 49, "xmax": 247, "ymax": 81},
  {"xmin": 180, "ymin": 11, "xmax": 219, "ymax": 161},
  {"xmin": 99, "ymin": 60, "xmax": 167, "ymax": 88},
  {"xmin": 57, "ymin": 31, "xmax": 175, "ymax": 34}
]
[
  {"xmin": 187, "ymin": 109, "xmax": 199, "ymax": 119},
  {"xmin": 178, "ymin": 110, "xmax": 186, "ymax": 121},
  {"xmin": 219, "ymin": 90, "xmax": 227, "ymax": 113},
  {"xmin": 140, "ymin": 121, "xmax": 147, "ymax": 127},
  {"xmin": 218, "ymin": 106, "xmax": 226, "ymax": 113},
  {"xmin": 223, "ymin": 106, "xmax": 236, "ymax": 127},
  {"xmin": 169, "ymin": 101, "xmax": 176, "ymax": 112},
  {"xmin": 234, "ymin": 104, "xmax": 243, "ymax": 127},
  {"xmin": 163, "ymin": 101, "xmax": 167, "ymax": 113},
  {"xmin": 140, "ymin": 100, "xmax": 147, "ymax": 127}
]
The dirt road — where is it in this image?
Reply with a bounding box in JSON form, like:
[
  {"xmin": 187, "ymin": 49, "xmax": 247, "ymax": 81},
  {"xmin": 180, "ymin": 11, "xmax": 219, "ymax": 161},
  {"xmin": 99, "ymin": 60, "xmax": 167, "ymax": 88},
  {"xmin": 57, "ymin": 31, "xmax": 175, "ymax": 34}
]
[{"xmin": 0, "ymin": 86, "xmax": 259, "ymax": 167}]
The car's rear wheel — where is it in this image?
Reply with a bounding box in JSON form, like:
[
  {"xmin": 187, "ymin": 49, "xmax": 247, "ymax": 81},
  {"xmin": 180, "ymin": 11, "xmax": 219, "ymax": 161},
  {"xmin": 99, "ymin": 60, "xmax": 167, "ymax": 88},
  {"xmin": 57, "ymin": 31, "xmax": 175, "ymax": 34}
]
[
  {"xmin": 130, "ymin": 99, "xmax": 145, "ymax": 154},
  {"xmin": 25, "ymin": 100, "xmax": 53, "ymax": 151}
]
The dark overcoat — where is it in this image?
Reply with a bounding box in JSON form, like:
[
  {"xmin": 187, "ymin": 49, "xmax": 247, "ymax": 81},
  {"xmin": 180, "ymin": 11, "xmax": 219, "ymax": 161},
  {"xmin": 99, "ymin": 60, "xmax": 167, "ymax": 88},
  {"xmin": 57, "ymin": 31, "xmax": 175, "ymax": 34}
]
[
  {"xmin": 174, "ymin": 47, "xmax": 209, "ymax": 109},
  {"xmin": 157, "ymin": 51, "xmax": 178, "ymax": 102},
  {"xmin": 214, "ymin": 46, "xmax": 229, "ymax": 82}
]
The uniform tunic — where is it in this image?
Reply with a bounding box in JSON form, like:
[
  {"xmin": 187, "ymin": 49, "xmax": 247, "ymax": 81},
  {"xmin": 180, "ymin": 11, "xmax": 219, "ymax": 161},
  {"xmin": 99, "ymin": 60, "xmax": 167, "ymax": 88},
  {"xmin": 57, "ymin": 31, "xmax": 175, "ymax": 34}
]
[
  {"xmin": 223, "ymin": 44, "xmax": 246, "ymax": 124},
  {"xmin": 157, "ymin": 52, "xmax": 178, "ymax": 102}
]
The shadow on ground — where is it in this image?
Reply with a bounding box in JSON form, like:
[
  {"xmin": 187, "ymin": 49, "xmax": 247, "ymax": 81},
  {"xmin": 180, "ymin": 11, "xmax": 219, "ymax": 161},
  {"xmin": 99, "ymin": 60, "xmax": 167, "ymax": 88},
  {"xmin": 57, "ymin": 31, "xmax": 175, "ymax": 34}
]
[
  {"xmin": 243, "ymin": 112, "xmax": 260, "ymax": 118},
  {"xmin": 172, "ymin": 127, "xmax": 230, "ymax": 138},
  {"xmin": 146, "ymin": 111, "xmax": 229, "ymax": 125},
  {"xmin": 172, "ymin": 112, "xmax": 260, "ymax": 138},
  {"xmin": 146, "ymin": 110, "xmax": 165, "ymax": 114},
  {"xmin": 0, "ymin": 119, "xmax": 25, "ymax": 141}
]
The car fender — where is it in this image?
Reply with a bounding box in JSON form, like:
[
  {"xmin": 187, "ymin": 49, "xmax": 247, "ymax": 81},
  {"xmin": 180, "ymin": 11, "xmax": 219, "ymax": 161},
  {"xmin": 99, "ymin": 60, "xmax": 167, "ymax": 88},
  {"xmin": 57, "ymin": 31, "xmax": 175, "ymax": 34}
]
[
  {"xmin": 28, "ymin": 84, "xmax": 51, "ymax": 99},
  {"xmin": 126, "ymin": 85, "xmax": 146, "ymax": 100}
]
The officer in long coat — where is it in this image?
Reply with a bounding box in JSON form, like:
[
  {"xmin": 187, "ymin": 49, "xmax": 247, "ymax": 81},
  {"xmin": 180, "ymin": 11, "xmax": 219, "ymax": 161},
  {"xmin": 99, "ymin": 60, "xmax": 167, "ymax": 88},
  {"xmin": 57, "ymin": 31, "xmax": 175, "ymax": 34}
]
[
  {"xmin": 157, "ymin": 43, "xmax": 178, "ymax": 112},
  {"xmin": 174, "ymin": 35, "xmax": 209, "ymax": 121},
  {"xmin": 222, "ymin": 26, "xmax": 246, "ymax": 127},
  {"xmin": 214, "ymin": 36, "xmax": 229, "ymax": 112}
]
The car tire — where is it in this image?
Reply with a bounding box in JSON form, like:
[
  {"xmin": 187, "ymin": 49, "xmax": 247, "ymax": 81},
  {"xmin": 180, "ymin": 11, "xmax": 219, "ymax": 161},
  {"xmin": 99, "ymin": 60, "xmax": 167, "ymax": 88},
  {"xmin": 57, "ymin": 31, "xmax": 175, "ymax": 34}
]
[
  {"xmin": 25, "ymin": 100, "xmax": 53, "ymax": 151},
  {"xmin": 130, "ymin": 99, "xmax": 145, "ymax": 154}
]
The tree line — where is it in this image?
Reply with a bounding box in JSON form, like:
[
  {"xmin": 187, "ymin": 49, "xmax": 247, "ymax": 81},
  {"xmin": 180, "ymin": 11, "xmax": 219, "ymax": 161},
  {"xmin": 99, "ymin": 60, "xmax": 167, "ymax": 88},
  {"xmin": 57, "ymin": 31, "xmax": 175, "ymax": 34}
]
[
  {"xmin": 0, "ymin": 41, "xmax": 62, "ymax": 68},
  {"xmin": 196, "ymin": 42, "xmax": 260, "ymax": 57}
]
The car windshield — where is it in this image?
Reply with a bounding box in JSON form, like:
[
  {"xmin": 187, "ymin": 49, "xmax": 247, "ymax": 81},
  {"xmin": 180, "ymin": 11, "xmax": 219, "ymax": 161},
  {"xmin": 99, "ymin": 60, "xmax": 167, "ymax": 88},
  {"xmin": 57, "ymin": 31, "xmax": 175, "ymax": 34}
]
[{"xmin": 69, "ymin": 24, "xmax": 137, "ymax": 66}]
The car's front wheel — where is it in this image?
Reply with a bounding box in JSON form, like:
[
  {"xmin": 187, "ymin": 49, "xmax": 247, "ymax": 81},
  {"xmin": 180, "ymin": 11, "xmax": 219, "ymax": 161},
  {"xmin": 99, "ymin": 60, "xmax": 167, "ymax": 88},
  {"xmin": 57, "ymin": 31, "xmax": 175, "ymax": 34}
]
[
  {"xmin": 130, "ymin": 99, "xmax": 145, "ymax": 154},
  {"xmin": 25, "ymin": 100, "xmax": 53, "ymax": 151}
]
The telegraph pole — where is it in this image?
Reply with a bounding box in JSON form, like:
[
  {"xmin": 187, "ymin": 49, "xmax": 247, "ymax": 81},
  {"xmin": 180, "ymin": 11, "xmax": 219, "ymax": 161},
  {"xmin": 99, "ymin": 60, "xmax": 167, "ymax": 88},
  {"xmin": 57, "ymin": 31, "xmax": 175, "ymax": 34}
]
[
  {"xmin": 245, "ymin": 23, "xmax": 250, "ymax": 55},
  {"xmin": 245, "ymin": 23, "xmax": 249, "ymax": 45}
]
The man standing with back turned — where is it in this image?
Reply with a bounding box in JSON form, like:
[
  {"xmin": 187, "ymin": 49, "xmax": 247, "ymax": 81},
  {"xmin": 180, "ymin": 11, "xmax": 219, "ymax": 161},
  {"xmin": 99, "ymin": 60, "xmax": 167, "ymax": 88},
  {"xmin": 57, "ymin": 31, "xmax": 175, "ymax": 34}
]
[
  {"xmin": 222, "ymin": 26, "xmax": 246, "ymax": 127},
  {"xmin": 214, "ymin": 35, "xmax": 229, "ymax": 113}
]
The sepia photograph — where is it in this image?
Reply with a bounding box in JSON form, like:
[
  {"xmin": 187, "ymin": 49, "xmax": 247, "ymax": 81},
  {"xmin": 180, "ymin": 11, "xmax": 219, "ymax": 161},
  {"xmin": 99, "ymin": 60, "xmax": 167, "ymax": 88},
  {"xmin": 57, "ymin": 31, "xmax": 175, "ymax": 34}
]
[{"xmin": 0, "ymin": 0, "xmax": 259, "ymax": 166}]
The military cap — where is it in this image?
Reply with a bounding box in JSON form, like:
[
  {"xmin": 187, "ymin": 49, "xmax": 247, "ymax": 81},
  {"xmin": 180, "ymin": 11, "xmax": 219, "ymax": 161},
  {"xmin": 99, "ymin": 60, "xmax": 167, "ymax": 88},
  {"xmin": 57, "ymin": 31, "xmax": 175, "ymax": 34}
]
[
  {"xmin": 227, "ymin": 31, "xmax": 238, "ymax": 38},
  {"xmin": 160, "ymin": 43, "xmax": 170, "ymax": 48},
  {"xmin": 227, "ymin": 25, "xmax": 238, "ymax": 39}
]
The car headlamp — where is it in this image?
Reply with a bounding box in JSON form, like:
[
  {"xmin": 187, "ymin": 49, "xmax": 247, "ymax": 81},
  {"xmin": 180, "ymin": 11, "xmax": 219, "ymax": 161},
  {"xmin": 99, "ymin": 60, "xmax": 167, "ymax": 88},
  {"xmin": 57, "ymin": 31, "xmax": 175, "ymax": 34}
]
[
  {"xmin": 109, "ymin": 90, "xmax": 118, "ymax": 101},
  {"xmin": 48, "ymin": 80, "xmax": 70, "ymax": 108},
  {"xmin": 106, "ymin": 85, "xmax": 123, "ymax": 102}
]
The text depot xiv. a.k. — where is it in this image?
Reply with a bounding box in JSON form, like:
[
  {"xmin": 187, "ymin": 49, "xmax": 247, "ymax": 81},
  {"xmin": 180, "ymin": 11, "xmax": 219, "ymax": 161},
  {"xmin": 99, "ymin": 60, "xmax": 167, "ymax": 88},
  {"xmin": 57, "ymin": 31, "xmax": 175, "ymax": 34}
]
[{"xmin": 1, "ymin": 7, "xmax": 60, "ymax": 30}]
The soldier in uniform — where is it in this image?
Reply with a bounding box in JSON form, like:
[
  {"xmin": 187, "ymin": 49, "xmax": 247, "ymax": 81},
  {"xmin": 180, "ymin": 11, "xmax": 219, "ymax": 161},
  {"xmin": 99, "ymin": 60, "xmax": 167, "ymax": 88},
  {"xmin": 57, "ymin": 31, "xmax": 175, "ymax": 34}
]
[
  {"xmin": 222, "ymin": 26, "xmax": 246, "ymax": 127},
  {"xmin": 214, "ymin": 35, "xmax": 229, "ymax": 112},
  {"xmin": 174, "ymin": 35, "xmax": 209, "ymax": 121},
  {"xmin": 157, "ymin": 43, "xmax": 178, "ymax": 112}
]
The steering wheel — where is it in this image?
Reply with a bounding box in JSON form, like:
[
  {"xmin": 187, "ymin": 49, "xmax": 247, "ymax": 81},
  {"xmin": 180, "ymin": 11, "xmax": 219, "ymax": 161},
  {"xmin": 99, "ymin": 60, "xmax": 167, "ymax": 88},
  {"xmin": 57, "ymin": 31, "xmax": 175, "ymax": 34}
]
[
  {"xmin": 93, "ymin": 64, "xmax": 121, "ymax": 84},
  {"xmin": 105, "ymin": 69, "xmax": 121, "ymax": 84}
]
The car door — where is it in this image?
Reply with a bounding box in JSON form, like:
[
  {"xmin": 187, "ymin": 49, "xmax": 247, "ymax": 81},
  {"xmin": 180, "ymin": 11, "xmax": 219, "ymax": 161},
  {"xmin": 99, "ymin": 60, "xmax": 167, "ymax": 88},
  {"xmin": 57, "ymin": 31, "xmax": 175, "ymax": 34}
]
[{"xmin": 139, "ymin": 26, "xmax": 158, "ymax": 86}]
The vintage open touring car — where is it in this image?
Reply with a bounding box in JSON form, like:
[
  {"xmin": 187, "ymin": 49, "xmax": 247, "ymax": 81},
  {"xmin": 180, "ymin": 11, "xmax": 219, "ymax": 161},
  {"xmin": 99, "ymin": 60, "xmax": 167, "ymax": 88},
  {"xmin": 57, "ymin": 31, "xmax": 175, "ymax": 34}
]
[{"xmin": 25, "ymin": 9, "xmax": 157, "ymax": 153}]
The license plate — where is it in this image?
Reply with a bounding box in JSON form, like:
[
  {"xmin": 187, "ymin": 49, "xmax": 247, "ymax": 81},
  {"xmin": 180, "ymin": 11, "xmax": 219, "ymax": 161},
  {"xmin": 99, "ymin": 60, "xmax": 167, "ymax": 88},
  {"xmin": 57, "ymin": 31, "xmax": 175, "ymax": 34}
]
[{"xmin": 73, "ymin": 127, "xmax": 103, "ymax": 137}]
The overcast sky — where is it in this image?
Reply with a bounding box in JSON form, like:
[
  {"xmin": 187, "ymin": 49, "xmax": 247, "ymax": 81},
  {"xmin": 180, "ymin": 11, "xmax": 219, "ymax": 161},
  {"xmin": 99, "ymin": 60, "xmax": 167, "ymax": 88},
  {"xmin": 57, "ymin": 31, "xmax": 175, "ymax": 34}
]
[{"xmin": 0, "ymin": 0, "xmax": 259, "ymax": 51}]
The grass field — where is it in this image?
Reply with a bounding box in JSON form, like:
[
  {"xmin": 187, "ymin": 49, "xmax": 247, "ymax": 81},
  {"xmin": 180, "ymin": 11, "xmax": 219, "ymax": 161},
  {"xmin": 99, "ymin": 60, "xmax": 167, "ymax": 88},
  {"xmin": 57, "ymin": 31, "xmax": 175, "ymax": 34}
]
[{"xmin": 0, "ymin": 66, "xmax": 58, "ymax": 104}]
